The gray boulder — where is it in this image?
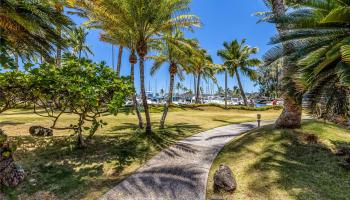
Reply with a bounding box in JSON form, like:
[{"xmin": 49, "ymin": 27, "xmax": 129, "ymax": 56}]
[
  {"xmin": 29, "ymin": 126, "xmax": 53, "ymax": 137},
  {"xmin": 213, "ymin": 164, "xmax": 237, "ymax": 192}
]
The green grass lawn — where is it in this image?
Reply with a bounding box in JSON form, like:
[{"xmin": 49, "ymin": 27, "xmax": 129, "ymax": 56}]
[
  {"xmin": 0, "ymin": 106, "xmax": 281, "ymax": 200},
  {"xmin": 207, "ymin": 120, "xmax": 350, "ymax": 200}
]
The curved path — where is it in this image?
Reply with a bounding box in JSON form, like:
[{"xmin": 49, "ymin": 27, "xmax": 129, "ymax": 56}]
[{"xmin": 100, "ymin": 121, "xmax": 272, "ymax": 200}]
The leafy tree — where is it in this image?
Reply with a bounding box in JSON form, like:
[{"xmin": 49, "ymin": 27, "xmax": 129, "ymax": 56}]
[
  {"xmin": 67, "ymin": 27, "xmax": 94, "ymax": 58},
  {"xmin": 217, "ymin": 39, "xmax": 260, "ymax": 106},
  {"xmin": 29, "ymin": 54, "xmax": 133, "ymax": 148}
]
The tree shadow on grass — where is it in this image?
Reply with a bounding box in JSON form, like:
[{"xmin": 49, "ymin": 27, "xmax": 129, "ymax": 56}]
[
  {"xmin": 233, "ymin": 126, "xmax": 350, "ymax": 200},
  {"xmin": 0, "ymin": 121, "xmax": 25, "ymax": 127},
  {"xmin": 2, "ymin": 122, "xmax": 203, "ymax": 199}
]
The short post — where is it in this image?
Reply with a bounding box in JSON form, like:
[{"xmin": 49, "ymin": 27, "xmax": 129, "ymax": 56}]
[{"xmin": 257, "ymin": 114, "xmax": 261, "ymax": 128}]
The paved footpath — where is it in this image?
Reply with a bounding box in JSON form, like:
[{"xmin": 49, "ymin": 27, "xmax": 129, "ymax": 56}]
[{"xmin": 100, "ymin": 121, "xmax": 272, "ymax": 200}]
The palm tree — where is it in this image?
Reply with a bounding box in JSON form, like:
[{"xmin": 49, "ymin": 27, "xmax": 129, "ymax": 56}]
[
  {"xmin": 149, "ymin": 30, "xmax": 197, "ymax": 129},
  {"xmin": 100, "ymin": 31, "xmax": 144, "ymax": 129},
  {"xmin": 259, "ymin": 0, "xmax": 304, "ymax": 128},
  {"xmin": 217, "ymin": 39, "xmax": 261, "ymax": 106},
  {"xmin": 176, "ymin": 82, "xmax": 183, "ymax": 96},
  {"xmin": 67, "ymin": 27, "xmax": 93, "ymax": 58},
  {"xmin": 188, "ymin": 49, "xmax": 217, "ymax": 104},
  {"xmin": 77, "ymin": 0, "xmax": 200, "ymax": 134},
  {"xmin": 264, "ymin": 0, "xmax": 350, "ymax": 123},
  {"xmin": 0, "ymin": 0, "xmax": 73, "ymax": 63}
]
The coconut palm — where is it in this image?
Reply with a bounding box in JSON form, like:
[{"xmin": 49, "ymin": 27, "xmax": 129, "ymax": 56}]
[
  {"xmin": 67, "ymin": 27, "xmax": 93, "ymax": 58},
  {"xmin": 0, "ymin": 0, "xmax": 73, "ymax": 63},
  {"xmin": 264, "ymin": 0, "xmax": 350, "ymax": 123},
  {"xmin": 100, "ymin": 31, "xmax": 144, "ymax": 129},
  {"xmin": 149, "ymin": 30, "xmax": 197, "ymax": 128},
  {"xmin": 217, "ymin": 39, "xmax": 261, "ymax": 106},
  {"xmin": 76, "ymin": 0, "xmax": 200, "ymax": 133},
  {"xmin": 258, "ymin": 0, "xmax": 304, "ymax": 128}
]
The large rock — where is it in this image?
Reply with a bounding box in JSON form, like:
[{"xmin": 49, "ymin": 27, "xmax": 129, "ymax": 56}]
[
  {"xmin": 0, "ymin": 129, "xmax": 25, "ymax": 187},
  {"xmin": 29, "ymin": 126, "xmax": 53, "ymax": 137},
  {"xmin": 213, "ymin": 164, "xmax": 237, "ymax": 192}
]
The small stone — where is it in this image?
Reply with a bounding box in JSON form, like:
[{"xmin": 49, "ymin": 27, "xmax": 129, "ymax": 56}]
[
  {"xmin": 213, "ymin": 164, "xmax": 237, "ymax": 192},
  {"xmin": 29, "ymin": 126, "xmax": 53, "ymax": 137}
]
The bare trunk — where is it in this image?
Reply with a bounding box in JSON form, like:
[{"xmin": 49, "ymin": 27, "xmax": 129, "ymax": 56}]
[
  {"xmin": 117, "ymin": 46, "xmax": 123, "ymax": 77},
  {"xmin": 271, "ymin": 0, "xmax": 302, "ymax": 128},
  {"xmin": 76, "ymin": 114, "xmax": 86, "ymax": 148},
  {"xmin": 225, "ymin": 70, "xmax": 228, "ymax": 109},
  {"xmin": 130, "ymin": 55, "xmax": 144, "ymax": 129},
  {"xmin": 139, "ymin": 56, "xmax": 152, "ymax": 134},
  {"xmin": 160, "ymin": 64, "xmax": 176, "ymax": 129},
  {"xmin": 196, "ymin": 72, "xmax": 201, "ymax": 104},
  {"xmin": 235, "ymin": 68, "xmax": 247, "ymax": 106}
]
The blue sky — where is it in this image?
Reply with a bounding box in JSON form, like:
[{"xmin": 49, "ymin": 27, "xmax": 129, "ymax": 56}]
[{"xmin": 71, "ymin": 0, "xmax": 276, "ymax": 94}]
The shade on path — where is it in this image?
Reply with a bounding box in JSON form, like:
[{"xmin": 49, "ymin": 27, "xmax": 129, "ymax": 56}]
[{"xmin": 100, "ymin": 121, "xmax": 273, "ymax": 200}]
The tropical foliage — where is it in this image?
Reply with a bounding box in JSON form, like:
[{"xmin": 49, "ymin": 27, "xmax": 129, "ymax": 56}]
[
  {"xmin": 265, "ymin": 0, "xmax": 350, "ymax": 122},
  {"xmin": 0, "ymin": 0, "xmax": 73, "ymax": 63},
  {"xmin": 74, "ymin": 0, "xmax": 200, "ymax": 133},
  {"xmin": 67, "ymin": 27, "xmax": 93, "ymax": 58},
  {"xmin": 149, "ymin": 30, "xmax": 198, "ymax": 128}
]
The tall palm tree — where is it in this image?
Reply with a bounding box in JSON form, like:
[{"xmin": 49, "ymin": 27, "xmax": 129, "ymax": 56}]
[
  {"xmin": 217, "ymin": 39, "xmax": 261, "ymax": 106},
  {"xmin": 67, "ymin": 27, "xmax": 93, "ymax": 58},
  {"xmin": 265, "ymin": 0, "xmax": 350, "ymax": 122},
  {"xmin": 259, "ymin": 0, "xmax": 304, "ymax": 128},
  {"xmin": 100, "ymin": 31, "xmax": 144, "ymax": 129},
  {"xmin": 149, "ymin": 30, "xmax": 197, "ymax": 128},
  {"xmin": 0, "ymin": 0, "xmax": 73, "ymax": 63}
]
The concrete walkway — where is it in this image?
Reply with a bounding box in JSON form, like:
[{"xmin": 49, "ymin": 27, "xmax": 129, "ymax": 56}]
[{"xmin": 100, "ymin": 121, "xmax": 271, "ymax": 200}]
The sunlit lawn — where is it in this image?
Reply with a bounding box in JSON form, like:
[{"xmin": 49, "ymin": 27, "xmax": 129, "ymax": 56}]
[
  {"xmin": 0, "ymin": 106, "xmax": 281, "ymax": 200},
  {"xmin": 207, "ymin": 120, "xmax": 350, "ymax": 200}
]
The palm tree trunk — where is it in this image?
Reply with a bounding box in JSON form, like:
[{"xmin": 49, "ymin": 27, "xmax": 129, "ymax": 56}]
[
  {"xmin": 225, "ymin": 69, "xmax": 228, "ymax": 109},
  {"xmin": 160, "ymin": 64, "xmax": 176, "ymax": 129},
  {"xmin": 117, "ymin": 46, "xmax": 123, "ymax": 77},
  {"xmin": 194, "ymin": 74, "xmax": 197, "ymax": 96},
  {"xmin": 271, "ymin": 0, "xmax": 302, "ymax": 128},
  {"xmin": 196, "ymin": 72, "xmax": 201, "ymax": 104},
  {"xmin": 235, "ymin": 68, "xmax": 248, "ymax": 106},
  {"xmin": 139, "ymin": 55, "xmax": 152, "ymax": 133},
  {"xmin": 55, "ymin": 4, "xmax": 63, "ymax": 68},
  {"xmin": 130, "ymin": 58, "xmax": 144, "ymax": 129}
]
